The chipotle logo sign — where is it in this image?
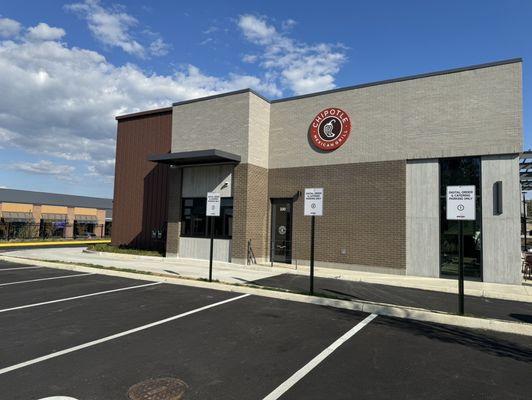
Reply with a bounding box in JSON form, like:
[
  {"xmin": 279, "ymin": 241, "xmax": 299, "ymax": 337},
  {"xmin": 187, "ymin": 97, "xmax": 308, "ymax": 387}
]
[{"xmin": 309, "ymin": 107, "xmax": 351, "ymax": 151}]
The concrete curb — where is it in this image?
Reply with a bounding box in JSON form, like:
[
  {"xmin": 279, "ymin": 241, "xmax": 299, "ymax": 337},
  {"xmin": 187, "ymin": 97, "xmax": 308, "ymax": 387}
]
[
  {"xmin": 45, "ymin": 250, "xmax": 532, "ymax": 303},
  {"xmin": 0, "ymin": 239, "xmax": 110, "ymax": 248},
  {"xmin": 82, "ymin": 249, "xmax": 164, "ymax": 261},
  {"xmin": 3, "ymin": 255, "xmax": 531, "ymax": 337}
]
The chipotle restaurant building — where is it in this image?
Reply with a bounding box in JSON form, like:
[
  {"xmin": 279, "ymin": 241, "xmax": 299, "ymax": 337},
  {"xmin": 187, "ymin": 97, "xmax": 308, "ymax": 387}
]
[{"xmin": 112, "ymin": 59, "xmax": 523, "ymax": 284}]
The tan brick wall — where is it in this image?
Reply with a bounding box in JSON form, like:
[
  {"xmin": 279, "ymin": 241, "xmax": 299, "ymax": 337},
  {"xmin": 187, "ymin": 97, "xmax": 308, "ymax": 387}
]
[
  {"xmin": 245, "ymin": 164, "xmax": 269, "ymax": 260},
  {"xmin": 248, "ymin": 93, "xmax": 270, "ymax": 168},
  {"xmin": 65, "ymin": 207, "xmax": 75, "ymax": 238},
  {"xmin": 41, "ymin": 205, "xmax": 68, "ymax": 214},
  {"xmin": 268, "ymin": 160, "xmax": 406, "ymax": 270},
  {"xmin": 172, "ymin": 92, "xmax": 251, "ymax": 161},
  {"xmin": 269, "ymin": 62, "xmax": 522, "ymax": 169},
  {"xmin": 1, "ymin": 203, "xmax": 33, "ymax": 212},
  {"xmin": 232, "ymin": 163, "xmax": 269, "ymax": 262},
  {"xmin": 32, "ymin": 205, "xmax": 41, "ymax": 223},
  {"xmin": 231, "ymin": 164, "xmax": 248, "ymax": 261}
]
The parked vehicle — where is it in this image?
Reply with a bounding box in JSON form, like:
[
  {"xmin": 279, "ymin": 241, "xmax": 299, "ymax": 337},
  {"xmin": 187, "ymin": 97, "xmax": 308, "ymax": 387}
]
[{"xmin": 78, "ymin": 232, "xmax": 97, "ymax": 239}]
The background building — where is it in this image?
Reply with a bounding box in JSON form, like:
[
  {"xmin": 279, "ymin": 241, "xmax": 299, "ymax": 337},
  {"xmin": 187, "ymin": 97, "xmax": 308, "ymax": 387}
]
[
  {"xmin": 112, "ymin": 59, "xmax": 523, "ymax": 284},
  {"xmin": 0, "ymin": 188, "xmax": 112, "ymax": 240}
]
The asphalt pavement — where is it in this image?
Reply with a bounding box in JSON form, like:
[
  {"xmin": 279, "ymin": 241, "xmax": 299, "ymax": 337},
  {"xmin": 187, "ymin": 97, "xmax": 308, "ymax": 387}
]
[
  {"xmin": 253, "ymin": 273, "xmax": 532, "ymax": 323},
  {"xmin": 0, "ymin": 260, "xmax": 530, "ymax": 399}
]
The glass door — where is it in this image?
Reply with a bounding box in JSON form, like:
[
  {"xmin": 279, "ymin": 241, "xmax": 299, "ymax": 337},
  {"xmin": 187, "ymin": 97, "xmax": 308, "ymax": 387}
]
[
  {"xmin": 439, "ymin": 157, "xmax": 482, "ymax": 279},
  {"xmin": 271, "ymin": 199, "xmax": 293, "ymax": 264}
]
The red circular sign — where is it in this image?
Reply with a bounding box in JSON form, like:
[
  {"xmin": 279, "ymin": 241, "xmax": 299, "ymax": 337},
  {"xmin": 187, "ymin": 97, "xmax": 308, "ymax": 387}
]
[{"xmin": 309, "ymin": 107, "xmax": 351, "ymax": 151}]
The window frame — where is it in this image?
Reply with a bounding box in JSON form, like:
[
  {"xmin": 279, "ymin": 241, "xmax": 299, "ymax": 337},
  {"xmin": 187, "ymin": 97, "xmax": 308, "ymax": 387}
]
[
  {"xmin": 180, "ymin": 197, "xmax": 233, "ymax": 240},
  {"xmin": 438, "ymin": 156, "xmax": 483, "ymax": 281}
]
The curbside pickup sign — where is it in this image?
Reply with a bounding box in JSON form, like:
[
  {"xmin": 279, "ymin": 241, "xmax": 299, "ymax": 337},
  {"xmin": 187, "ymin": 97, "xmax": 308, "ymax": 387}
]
[
  {"xmin": 304, "ymin": 188, "xmax": 324, "ymax": 216},
  {"xmin": 446, "ymin": 185, "xmax": 476, "ymax": 220},
  {"xmin": 206, "ymin": 192, "xmax": 221, "ymax": 217}
]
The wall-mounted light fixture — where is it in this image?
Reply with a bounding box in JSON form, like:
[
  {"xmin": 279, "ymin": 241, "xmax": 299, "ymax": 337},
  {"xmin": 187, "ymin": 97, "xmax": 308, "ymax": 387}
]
[{"xmin": 493, "ymin": 181, "xmax": 503, "ymax": 215}]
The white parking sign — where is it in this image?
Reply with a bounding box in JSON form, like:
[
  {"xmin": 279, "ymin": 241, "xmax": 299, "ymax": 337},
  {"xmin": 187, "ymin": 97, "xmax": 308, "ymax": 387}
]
[
  {"xmin": 304, "ymin": 188, "xmax": 323, "ymax": 216},
  {"xmin": 206, "ymin": 192, "xmax": 221, "ymax": 216},
  {"xmin": 446, "ymin": 185, "xmax": 476, "ymax": 220}
]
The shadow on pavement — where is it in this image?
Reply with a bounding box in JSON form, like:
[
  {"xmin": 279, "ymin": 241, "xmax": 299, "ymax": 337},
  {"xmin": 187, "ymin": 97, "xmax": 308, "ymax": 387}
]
[
  {"xmin": 251, "ymin": 273, "xmax": 532, "ymax": 324},
  {"xmin": 370, "ymin": 316, "xmax": 532, "ymax": 363}
]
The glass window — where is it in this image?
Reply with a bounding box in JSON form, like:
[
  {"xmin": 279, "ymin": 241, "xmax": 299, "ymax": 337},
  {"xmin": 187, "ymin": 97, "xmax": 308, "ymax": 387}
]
[
  {"xmin": 439, "ymin": 157, "xmax": 482, "ymax": 279},
  {"xmin": 181, "ymin": 197, "xmax": 233, "ymax": 239}
]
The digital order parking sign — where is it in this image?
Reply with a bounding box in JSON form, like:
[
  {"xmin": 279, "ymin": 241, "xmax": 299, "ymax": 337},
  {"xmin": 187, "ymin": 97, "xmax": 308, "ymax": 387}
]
[
  {"xmin": 206, "ymin": 192, "xmax": 221, "ymax": 217},
  {"xmin": 446, "ymin": 185, "xmax": 476, "ymax": 221},
  {"xmin": 304, "ymin": 188, "xmax": 323, "ymax": 216}
]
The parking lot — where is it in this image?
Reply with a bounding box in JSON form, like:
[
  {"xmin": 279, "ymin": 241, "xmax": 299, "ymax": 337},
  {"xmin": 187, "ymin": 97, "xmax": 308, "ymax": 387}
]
[{"xmin": 0, "ymin": 260, "xmax": 531, "ymax": 400}]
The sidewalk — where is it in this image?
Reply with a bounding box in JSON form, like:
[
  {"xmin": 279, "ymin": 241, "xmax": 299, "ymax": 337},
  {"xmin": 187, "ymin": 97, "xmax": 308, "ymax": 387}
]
[{"xmin": 1, "ymin": 246, "xmax": 531, "ymax": 303}]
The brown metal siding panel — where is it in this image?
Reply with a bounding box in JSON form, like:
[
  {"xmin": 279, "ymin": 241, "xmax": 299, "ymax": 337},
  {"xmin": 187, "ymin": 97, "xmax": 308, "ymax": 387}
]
[{"xmin": 111, "ymin": 111, "xmax": 172, "ymax": 250}]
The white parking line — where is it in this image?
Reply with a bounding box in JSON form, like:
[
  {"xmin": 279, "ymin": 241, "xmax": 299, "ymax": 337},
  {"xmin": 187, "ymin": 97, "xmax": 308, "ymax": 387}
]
[
  {"xmin": 0, "ymin": 282, "xmax": 163, "ymax": 313},
  {"xmin": 0, "ymin": 273, "xmax": 93, "ymax": 287},
  {"xmin": 0, "ymin": 266, "xmax": 43, "ymax": 272},
  {"xmin": 0, "ymin": 293, "xmax": 251, "ymax": 375},
  {"xmin": 263, "ymin": 313, "xmax": 378, "ymax": 400}
]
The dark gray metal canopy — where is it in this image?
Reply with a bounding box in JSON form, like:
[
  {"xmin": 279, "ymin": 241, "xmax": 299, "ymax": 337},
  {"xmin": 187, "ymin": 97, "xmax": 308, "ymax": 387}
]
[
  {"xmin": 520, "ymin": 151, "xmax": 532, "ymax": 192},
  {"xmin": 148, "ymin": 149, "xmax": 241, "ymax": 166}
]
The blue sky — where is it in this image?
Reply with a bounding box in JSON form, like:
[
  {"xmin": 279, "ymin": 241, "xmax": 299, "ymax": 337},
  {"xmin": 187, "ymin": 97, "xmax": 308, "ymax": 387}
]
[{"xmin": 0, "ymin": 0, "xmax": 530, "ymax": 199}]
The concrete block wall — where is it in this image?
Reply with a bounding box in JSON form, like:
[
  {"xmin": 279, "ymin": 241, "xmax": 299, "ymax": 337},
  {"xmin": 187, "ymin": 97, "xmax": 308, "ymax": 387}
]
[
  {"xmin": 269, "ymin": 61, "xmax": 522, "ymax": 168},
  {"xmin": 406, "ymin": 159, "xmax": 440, "ymax": 277},
  {"xmin": 481, "ymin": 154, "xmax": 522, "ymax": 284},
  {"xmin": 171, "ymin": 92, "xmax": 251, "ymax": 159}
]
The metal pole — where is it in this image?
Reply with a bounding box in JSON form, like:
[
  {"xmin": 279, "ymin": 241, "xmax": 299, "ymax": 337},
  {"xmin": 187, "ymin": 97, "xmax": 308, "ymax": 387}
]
[
  {"xmin": 458, "ymin": 220, "xmax": 465, "ymax": 315},
  {"xmin": 209, "ymin": 216, "xmax": 214, "ymax": 282},
  {"xmin": 523, "ymin": 192, "xmax": 527, "ymax": 251},
  {"xmin": 310, "ymin": 215, "xmax": 315, "ymax": 295}
]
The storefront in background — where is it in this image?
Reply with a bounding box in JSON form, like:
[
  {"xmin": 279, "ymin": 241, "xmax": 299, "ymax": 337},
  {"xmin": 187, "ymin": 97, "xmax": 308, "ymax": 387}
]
[
  {"xmin": 112, "ymin": 59, "xmax": 523, "ymax": 284},
  {"xmin": 0, "ymin": 189, "xmax": 112, "ymax": 240}
]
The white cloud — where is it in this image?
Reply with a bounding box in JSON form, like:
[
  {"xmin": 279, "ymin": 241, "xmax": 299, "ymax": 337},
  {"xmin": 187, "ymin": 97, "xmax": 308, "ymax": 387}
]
[
  {"xmin": 237, "ymin": 14, "xmax": 347, "ymax": 95},
  {"xmin": 242, "ymin": 54, "xmax": 258, "ymax": 63},
  {"xmin": 26, "ymin": 23, "xmax": 66, "ymax": 41},
  {"xmin": 9, "ymin": 160, "xmax": 76, "ymax": 181},
  {"xmin": 203, "ymin": 26, "xmax": 219, "ymax": 35},
  {"xmin": 0, "ymin": 18, "xmax": 280, "ymax": 185},
  {"xmin": 149, "ymin": 37, "xmax": 169, "ymax": 56},
  {"xmin": 238, "ymin": 15, "xmax": 276, "ymax": 45},
  {"xmin": 66, "ymin": 0, "xmax": 145, "ymax": 57},
  {"xmin": 86, "ymin": 159, "xmax": 115, "ymax": 183},
  {"xmin": 0, "ymin": 17, "xmax": 21, "ymax": 38},
  {"xmin": 281, "ymin": 19, "xmax": 297, "ymax": 30}
]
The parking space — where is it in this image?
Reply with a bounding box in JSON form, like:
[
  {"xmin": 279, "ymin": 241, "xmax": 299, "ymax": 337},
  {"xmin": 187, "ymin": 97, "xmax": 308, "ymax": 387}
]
[
  {"xmin": 0, "ymin": 262, "xmax": 90, "ymax": 286},
  {"xmin": 0, "ymin": 260, "xmax": 530, "ymax": 399},
  {"xmin": 280, "ymin": 316, "xmax": 532, "ymax": 400}
]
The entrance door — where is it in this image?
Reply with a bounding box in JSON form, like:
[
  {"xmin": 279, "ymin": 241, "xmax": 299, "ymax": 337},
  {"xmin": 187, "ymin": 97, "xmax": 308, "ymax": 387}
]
[{"xmin": 271, "ymin": 199, "xmax": 292, "ymax": 264}]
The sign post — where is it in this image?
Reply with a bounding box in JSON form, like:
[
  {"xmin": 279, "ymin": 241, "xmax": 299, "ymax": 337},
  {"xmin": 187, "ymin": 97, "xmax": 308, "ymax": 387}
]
[
  {"xmin": 206, "ymin": 192, "xmax": 221, "ymax": 282},
  {"xmin": 446, "ymin": 185, "xmax": 476, "ymax": 315},
  {"xmin": 304, "ymin": 188, "xmax": 323, "ymax": 295}
]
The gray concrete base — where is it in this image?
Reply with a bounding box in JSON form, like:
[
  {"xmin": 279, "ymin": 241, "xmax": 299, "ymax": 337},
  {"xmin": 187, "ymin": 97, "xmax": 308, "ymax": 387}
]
[{"xmin": 290, "ymin": 259, "xmax": 406, "ymax": 275}]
